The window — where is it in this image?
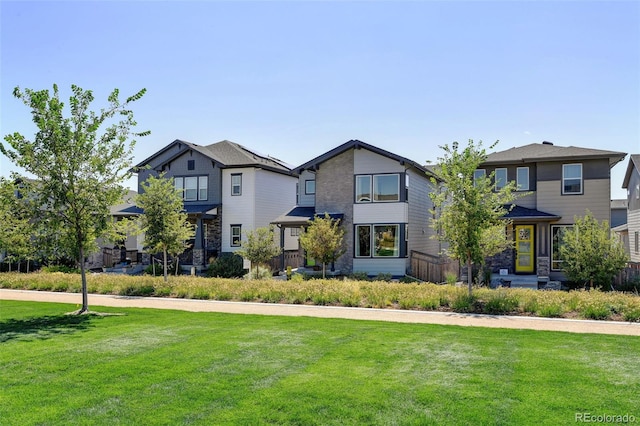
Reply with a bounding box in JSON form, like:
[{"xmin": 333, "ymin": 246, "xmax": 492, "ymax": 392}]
[
  {"xmin": 174, "ymin": 175, "xmax": 208, "ymax": 201},
  {"xmin": 517, "ymin": 167, "xmax": 529, "ymax": 191},
  {"xmin": 551, "ymin": 225, "xmax": 572, "ymax": 270},
  {"xmin": 231, "ymin": 225, "xmax": 242, "ymax": 247},
  {"xmin": 356, "ymin": 225, "xmax": 371, "ymax": 257},
  {"xmin": 355, "ymin": 224, "xmax": 401, "ymax": 258},
  {"xmin": 473, "ymin": 169, "xmax": 486, "ymax": 187},
  {"xmin": 373, "ymin": 174, "xmax": 399, "ymax": 202},
  {"xmin": 356, "ymin": 174, "xmax": 400, "ymax": 203},
  {"xmin": 231, "ymin": 174, "xmax": 242, "ymax": 196},
  {"xmin": 356, "ymin": 175, "xmax": 372, "ymax": 202},
  {"xmin": 305, "ymin": 180, "xmax": 315, "ymax": 195},
  {"xmin": 636, "ymin": 231, "xmax": 639, "ymax": 254},
  {"xmin": 495, "ymin": 168, "xmax": 507, "ymax": 191},
  {"xmin": 563, "ymin": 164, "xmax": 582, "ymax": 194},
  {"xmin": 187, "ymin": 160, "xmax": 195, "ymax": 171},
  {"xmin": 291, "ymin": 227, "xmax": 300, "ymax": 237},
  {"xmin": 198, "ymin": 176, "xmax": 207, "ymax": 200}
]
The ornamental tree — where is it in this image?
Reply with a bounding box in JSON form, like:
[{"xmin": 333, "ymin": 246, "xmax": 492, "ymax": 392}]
[
  {"xmin": 559, "ymin": 210, "xmax": 628, "ymax": 289},
  {"xmin": 236, "ymin": 225, "xmax": 282, "ymax": 279},
  {"xmin": 137, "ymin": 174, "xmax": 195, "ymax": 282},
  {"xmin": 2, "ymin": 84, "xmax": 148, "ymax": 312},
  {"xmin": 429, "ymin": 139, "xmax": 519, "ymax": 296},
  {"xmin": 298, "ymin": 213, "xmax": 345, "ymax": 279}
]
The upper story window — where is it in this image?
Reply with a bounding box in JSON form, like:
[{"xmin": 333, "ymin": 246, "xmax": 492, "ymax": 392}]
[
  {"xmin": 473, "ymin": 169, "xmax": 486, "ymax": 186},
  {"xmin": 517, "ymin": 167, "xmax": 529, "ymax": 191},
  {"xmin": 562, "ymin": 164, "xmax": 583, "ymax": 195},
  {"xmin": 174, "ymin": 176, "xmax": 207, "ymax": 201},
  {"xmin": 356, "ymin": 174, "xmax": 400, "ymax": 202},
  {"xmin": 495, "ymin": 168, "xmax": 507, "ymax": 191},
  {"xmin": 187, "ymin": 160, "xmax": 195, "ymax": 171},
  {"xmin": 231, "ymin": 173, "xmax": 242, "ymax": 196},
  {"xmin": 305, "ymin": 179, "xmax": 315, "ymax": 195}
]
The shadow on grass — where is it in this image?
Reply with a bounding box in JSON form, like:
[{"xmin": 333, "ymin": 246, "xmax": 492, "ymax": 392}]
[{"xmin": 0, "ymin": 314, "xmax": 98, "ymax": 343}]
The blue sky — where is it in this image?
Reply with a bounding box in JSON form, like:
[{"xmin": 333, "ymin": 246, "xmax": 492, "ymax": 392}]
[{"xmin": 1, "ymin": 1, "xmax": 638, "ymax": 198}]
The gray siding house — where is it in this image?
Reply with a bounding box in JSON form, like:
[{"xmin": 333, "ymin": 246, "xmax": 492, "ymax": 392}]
[
  {"xmin": 272, "ymin": 139, "xmax": 439, "ymax": 277},
  {"xmin": 130, "ymin": 139, "xmax": 297, "ymax": 269},
  {"xmin": 621, "ymin": 154, "xmax": 640, "ymax": 263},
  {"xmin": 480, "ymin": 141, "xmax": 626, "ymax": 281}
]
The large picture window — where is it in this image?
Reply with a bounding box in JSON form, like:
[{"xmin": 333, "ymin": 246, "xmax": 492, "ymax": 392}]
[
  {"xmin": 563, "ymin": 164, "xmax": 582, "ymax": 194},
  {"xmin": 305, "ymin": 180, "xmax": 315, "ymax": 195},
  {"xmin": 355, "ymin": 174, "xmax": 400, "ymax": 203},
  {"xmin": 551, "ymin": 225, "xmax": 572, "ymax": 270},
  {"xmin": 174, "ymin": 176, "xmax": 207, "ymax": 201},
  {"xmin": 355, "ymin": 224, "xmax": 401, "ymax": 257}
]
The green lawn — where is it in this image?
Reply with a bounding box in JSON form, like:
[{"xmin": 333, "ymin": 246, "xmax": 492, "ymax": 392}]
[{"xmin": 1, "ymin": 300, "xmax": 639, "ymax": 425}]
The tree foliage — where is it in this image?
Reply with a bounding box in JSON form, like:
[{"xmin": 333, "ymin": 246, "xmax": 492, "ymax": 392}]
[
  {"xmin": 429, "ymin": 140, "xmax": 519, "ymax": 296},
  {"xmin": 0, "ymin": 178, "xmax": 33, "ymax": 271},
  {"xmin": 137, "ymin": 174, "xmax": 195, "ymax": 282},
  {"xmin": 298, "ymin": 213, "xmax": 346, "ymax": 278},
  {"xmin": 559, "ymin": 211, "xmax": 628, "ymax": 290},
  {"xmin": 1, "ymin": 84, "xmax": 148, "ymax": 312},
  {"xmin": 235, "ymin": 226, "xmax": 282, "ymax": 279}
]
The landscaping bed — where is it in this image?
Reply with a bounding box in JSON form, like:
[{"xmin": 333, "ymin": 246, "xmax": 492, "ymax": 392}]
[{"xmin": 1, "ymin": 272, "xmax": 639, "ymax": 322}]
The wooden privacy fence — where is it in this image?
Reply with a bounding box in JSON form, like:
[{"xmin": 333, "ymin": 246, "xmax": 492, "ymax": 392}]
[
  {"xmin": 410, "ymin": 250, "xmax": 460, "ymax": 283},
  {"xmin": 268, "ymin": 250, "xmax": 303, "ymax": 272},
  {"xmin": 614, "ymin": 263, "xmax": 640, "ymax": 287}
]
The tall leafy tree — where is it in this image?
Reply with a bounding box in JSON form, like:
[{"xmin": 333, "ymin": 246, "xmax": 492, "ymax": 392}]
[
  {"xmin": 137, "ymin": 174, "xmax": 195, "ymax": 282},
  {"xmin": 298, "ymin": 213, "xmax": 345, "ymax": 279},
  {"xmin": 236, "ymin": 225, "xmax": 282, "ymax": 279},
  {"xmin": 559, "ymin": 211, "xmax": 628, "ymax": 289},
  {"xmin": 429, "ymin": 140, "xmax": 519, "ymax": 296},
  {"xmin": 0, "ymin": 178, "xmax": 32, "ymax": 271},
  {"xmin": 1, "ymin": 84, "xmax": 148, "ymax": 313}
]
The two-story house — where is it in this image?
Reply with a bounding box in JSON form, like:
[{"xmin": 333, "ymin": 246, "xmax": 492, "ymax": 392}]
[
  {"xmin": 131, "ymin": 139, "xmax": 297, "ymax": 269},
  {"xmin": 480, "ymin": 141, "xmax": 626, "ymax": 281},
  {"xmin": 621, "ymin": 154, "xmax": 640, "ymax": 264},
  {"xmin": 272, "ymin": 139, "xmax": 439, "ymax": 277}
]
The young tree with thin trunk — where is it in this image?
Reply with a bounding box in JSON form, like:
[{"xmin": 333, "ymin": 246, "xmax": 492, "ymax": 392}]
[
  {"xmin": 1, "ymin": 84, "xmax": 148, "ymax": 313},
  {"xmin": 236, "ymin": 225, "xmax": 282, "ymax": 279},
  {"xmin": 559, "ymin": 210, "xmax": 628, "ymax": 290},
  {"xmin": 137, "ymin": 174, "xmax": 195, "ymax": 282},
  {"xmin": 429, "ymin": 140, "xmax": 519, "ymax": 297},
  {"xmin": 298, "ymin": 213, "xmax": 345, "ymax": 279}
]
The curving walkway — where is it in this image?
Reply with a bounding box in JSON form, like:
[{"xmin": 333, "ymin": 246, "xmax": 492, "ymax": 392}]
[{"xmin": 2, "ymin": 289, "xmax": 640, "ymax": 336}]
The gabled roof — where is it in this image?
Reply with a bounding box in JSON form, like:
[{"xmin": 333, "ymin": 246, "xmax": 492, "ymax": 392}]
[
  {"xmin": 135, "ymin": 139, "xmax": 293, "ymax": 175},
  {"xmin": 483, "ymin": 142, "xmax": 626, "ymax": 168},
  {"xmin": 295, "ymin": 139, "xmax": 435, "ymax": 178},
  {"xmin": 271, "ymin": 206, "xmax": 344, "ymax": 226},
  {"xmin": 622, "ymin": 154, "xmax": 640, "ymax": 189}
]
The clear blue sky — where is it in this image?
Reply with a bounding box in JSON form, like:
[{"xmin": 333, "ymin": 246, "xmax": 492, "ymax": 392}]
[{"xmin": 1, "ymin": 1, "xmax": 638, "ymax": 198}]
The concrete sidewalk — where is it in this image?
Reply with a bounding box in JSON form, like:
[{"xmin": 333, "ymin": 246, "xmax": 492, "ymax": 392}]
[{"xmin": 2, "ymin": 289, "xmax": 640, "ymax": 336}]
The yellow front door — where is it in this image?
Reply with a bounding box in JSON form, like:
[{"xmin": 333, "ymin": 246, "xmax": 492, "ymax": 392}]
[{"xmin": 515, "ymin": 225, "xmax": 534, "ymax": 273}]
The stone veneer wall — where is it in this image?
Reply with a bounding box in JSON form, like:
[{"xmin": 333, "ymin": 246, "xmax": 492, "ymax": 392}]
[{"xmin": 314, "ymin": 149, "xmax": 355, "ymax": 274}]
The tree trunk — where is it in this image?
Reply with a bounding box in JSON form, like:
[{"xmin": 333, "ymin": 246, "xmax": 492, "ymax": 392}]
[
  {"xmin": 322, "ymin": 262, "xmax": 326, "ymax": 279},
  {"xmin": 175, "ymin": 257, "xmax": 179, "ymax": 276},
  {"xmin": 79, "ymin": 245, "xmax": 89, "ymax": 313},
  {"xmin": 163, "ymin": 248, "xmax": 168, "ymax": 283},
  {"xmin": 467, "ymin": 257, "xmax": 473, "ymax": 297}
]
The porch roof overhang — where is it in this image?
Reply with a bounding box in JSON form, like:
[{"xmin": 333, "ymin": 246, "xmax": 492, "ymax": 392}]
[
  {"xmin": 272, "ymin": 206, "xmax": 344, "ymax": 226},
  {"xmin": 502, "ymin": 205, "xmax": 560, "ymax": 222},
  {"xmin": 119, "ymin": 204, "xmax": 220, "ymax": 218}
]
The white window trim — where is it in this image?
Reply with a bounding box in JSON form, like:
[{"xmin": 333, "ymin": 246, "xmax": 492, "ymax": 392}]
[
  {"xmin": 174, "ymin": 175, "xmax": 207, "ymax": 201},
  {"xmin": 562, "ymin": 163, "xmax": 583, "ymax": 195},
  {"xmin": 305, "ymin": 179, "xmax": 315, "ymax": 195},
  {"xmin": 372, "ymin": 174, "xmax": 400, "ymax": 203},
  {"xmin": 231, "ymin": 173, "xmax": 242, "ymax": 196},
  {"xmin": 495, "ymin": 168, "xmax": 508, "ymax": 191},
  {"xmin": 516, "ymin": 167, "xmax": 529, "ymax": 191}
]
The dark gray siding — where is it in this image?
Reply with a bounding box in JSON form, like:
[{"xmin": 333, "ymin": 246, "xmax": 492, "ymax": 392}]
[{"xmin": 537, "ymin": 159, "xmax": 610, "ymax": 181}]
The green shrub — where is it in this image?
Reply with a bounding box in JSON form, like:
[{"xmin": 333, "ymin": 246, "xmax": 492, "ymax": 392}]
[
  {"xmin": 483, "ymin": 292, "xmax": 519, "ymax": 314},
  {"xmin": 452, "ymin": 293, "xmax": 477, "ymax": 313},
  {"xmin": 580, "ymin": 303, "xmax": 611, "ymax": 320},
  {"xmin": 349, "ymin": 271, "xmax": 370, "ymax": 282},
  {"xmin": 244, "ymin": 265, "xmax": 272, "ymax": 280},
  {"xmin": 144, "ymin": 261, "xmax": 180, "ymax": 277},
  {"xmin": 445, "ymin": 272, "xmax": 458, "ymax": 285},
  {"xmin": 623, "ymin": 307, "xmax": 640, "ymax": 322},
  {"xmin": 119, "ymin": 284, "xmax": 155, "ymax": 297},
  {"xmin": 206, "ymin": 253, "xmax": 246, "ymax": 278},
  {"xmin": 374, "ymin": 273, "xmax": 393, "ymax": 282},
  {"xmin": 537, "ymin": 304, "xmax": 563, "ymax": 318},
  {"xmin": 41, "ymin": 265, "xmax": 79, "ymax": 274}
]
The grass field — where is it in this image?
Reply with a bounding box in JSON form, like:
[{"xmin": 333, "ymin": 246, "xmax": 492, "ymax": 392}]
[{"xmin": 1, "ymin": 300, "xmax": 639, "ymax": 425}]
